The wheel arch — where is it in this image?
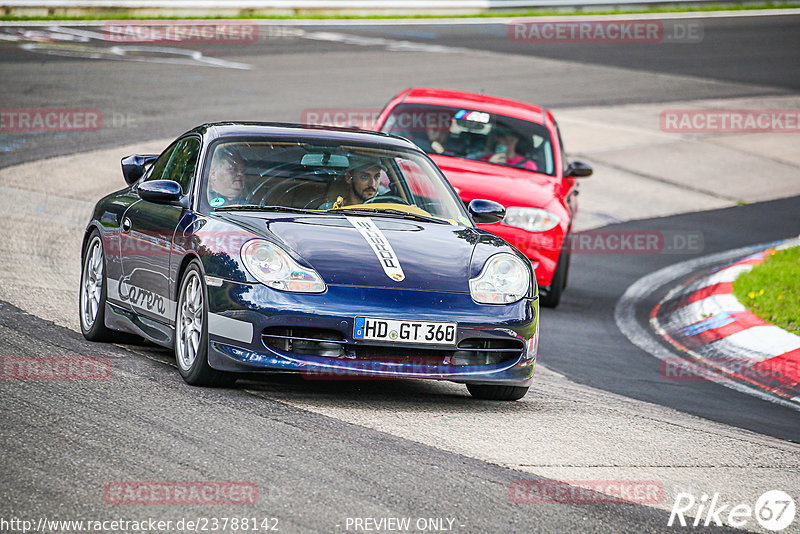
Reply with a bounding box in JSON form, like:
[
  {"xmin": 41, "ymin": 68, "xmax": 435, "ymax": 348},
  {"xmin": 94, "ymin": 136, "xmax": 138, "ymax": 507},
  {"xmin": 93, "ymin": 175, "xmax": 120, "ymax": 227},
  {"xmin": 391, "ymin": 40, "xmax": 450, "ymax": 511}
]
[
  {"xmin": 174, "ymin": 252, "xmax": 204, "ymax": 304},
  {"xmin": 81, "ymin": 223, "xmax": 104, "ymax": 261}
]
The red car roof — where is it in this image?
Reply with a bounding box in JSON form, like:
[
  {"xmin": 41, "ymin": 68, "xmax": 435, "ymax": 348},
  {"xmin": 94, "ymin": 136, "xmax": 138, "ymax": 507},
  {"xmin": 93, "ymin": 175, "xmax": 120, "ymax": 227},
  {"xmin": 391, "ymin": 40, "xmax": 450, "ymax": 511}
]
[{"xmin": 399, "ymin": 88, "xmax": 547, "ymax": 125}]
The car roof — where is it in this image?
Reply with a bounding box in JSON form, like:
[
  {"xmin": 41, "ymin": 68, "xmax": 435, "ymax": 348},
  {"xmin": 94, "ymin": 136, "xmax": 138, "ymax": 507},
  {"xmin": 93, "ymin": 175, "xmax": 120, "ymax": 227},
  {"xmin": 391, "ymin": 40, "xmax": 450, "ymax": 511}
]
[
  {"xmin": 183, "ymin": 121, "xmax": 420, "ymax": 150},
  {"xmin": 399, "ymin": 88, "xmax": 547, "ymax": 125}
]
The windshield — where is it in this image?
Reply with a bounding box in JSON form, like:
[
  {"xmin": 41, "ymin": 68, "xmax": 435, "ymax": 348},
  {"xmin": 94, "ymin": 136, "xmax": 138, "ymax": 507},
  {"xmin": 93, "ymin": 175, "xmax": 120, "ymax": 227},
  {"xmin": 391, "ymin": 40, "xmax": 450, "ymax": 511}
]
[
  {"xmin": 203, "ymin": 138, "xmax": 472, "ymax": 225},
  {"xmin": 380, "ymin": 103, "xmax": 556, "ymax": 176}
]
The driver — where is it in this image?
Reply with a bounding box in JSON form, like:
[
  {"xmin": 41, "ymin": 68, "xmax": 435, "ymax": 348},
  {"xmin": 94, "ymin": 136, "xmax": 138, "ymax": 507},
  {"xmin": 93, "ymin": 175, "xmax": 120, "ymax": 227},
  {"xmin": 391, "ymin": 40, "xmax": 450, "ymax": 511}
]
[
  {"xmin": 322, "ymin": 156, "xmax": 385, "ymax": 209},
  {"xmin": 413, "ymin": 116, "xmax": 453, "ymax": 155},
  {"xmin": 207, "ymin": 147, "xmax": 245, "ymax": 207}
]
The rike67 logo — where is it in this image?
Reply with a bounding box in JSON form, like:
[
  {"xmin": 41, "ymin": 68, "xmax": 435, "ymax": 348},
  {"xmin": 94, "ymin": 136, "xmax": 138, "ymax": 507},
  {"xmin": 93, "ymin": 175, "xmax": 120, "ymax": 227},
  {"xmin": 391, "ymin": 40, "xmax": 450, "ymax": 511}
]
[{"xmin": 669, "ymin": 490, "xmax": 796, "ymax": 531}]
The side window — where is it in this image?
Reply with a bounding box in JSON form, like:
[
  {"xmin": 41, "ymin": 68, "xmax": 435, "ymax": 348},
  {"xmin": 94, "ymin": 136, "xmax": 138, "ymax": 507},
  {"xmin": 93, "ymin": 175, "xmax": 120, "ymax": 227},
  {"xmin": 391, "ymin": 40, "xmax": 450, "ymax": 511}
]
[
  {"xmin": 143, "ymin": 142, "xmax": 178, "ymax": 183},
  {"xmin": 162, "ymin": 137, "xmax": 201, "ymax": 194}
]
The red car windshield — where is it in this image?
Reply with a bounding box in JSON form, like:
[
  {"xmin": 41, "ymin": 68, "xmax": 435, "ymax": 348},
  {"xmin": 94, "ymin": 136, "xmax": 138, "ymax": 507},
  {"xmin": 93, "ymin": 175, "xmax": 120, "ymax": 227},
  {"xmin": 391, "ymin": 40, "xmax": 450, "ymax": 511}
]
[{"xmin": 380, "ymin": 103, "xmax": 556, "ymax": 176}]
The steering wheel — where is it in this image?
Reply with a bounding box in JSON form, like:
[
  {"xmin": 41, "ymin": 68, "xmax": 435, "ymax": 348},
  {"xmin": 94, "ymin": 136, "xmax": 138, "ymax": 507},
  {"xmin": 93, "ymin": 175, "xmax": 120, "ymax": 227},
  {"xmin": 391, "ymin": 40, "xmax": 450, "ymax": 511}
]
[
  {"xmin": 303, "ymin": 195, "xmax": 330, "ymax": 209},
  {"xmin": 365, "ymin": 194, "xmax": 410, "ymax": 205},
  {"xmin": 247, "ymin": 174, "xmax": 325, "ymax": 208},
  {"xmin": 246, "ymin": 160, "xmax": 319, "ymax": 206},
  {"xmin": 245, "ymin": 180, "xmax": 271, "ymax": 206}
]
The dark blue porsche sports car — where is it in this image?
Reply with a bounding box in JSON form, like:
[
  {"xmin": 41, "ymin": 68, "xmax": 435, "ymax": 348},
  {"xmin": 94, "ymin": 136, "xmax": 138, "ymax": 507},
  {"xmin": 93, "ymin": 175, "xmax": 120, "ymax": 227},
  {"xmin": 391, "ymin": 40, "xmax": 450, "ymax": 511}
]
[{"xmin": 80, "ymin": 123, "xmax": 539, "ymax": 400}]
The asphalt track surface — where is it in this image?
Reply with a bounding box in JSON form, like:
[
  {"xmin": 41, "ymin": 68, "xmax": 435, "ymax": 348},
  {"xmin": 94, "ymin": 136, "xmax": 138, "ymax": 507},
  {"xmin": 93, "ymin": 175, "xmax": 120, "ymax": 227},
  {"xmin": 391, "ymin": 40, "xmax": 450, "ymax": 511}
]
[
  {"xmin": 1, "ymin": 13, "xmax": 799, "ymax": 533},
  {"xmin": 332, "ymin": 15, "xmax": 800, "ymax": 92},
  {"xmin": 549, "ymin": 196, "xmax": 800, "ymax": 440}
]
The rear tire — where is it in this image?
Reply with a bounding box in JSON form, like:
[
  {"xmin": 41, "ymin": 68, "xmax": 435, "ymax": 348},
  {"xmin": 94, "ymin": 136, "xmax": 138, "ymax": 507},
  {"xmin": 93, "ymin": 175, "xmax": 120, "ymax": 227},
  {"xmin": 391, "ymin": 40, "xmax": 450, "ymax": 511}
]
[
  {"xmin": 175, "ymin": 261, "xmax": 235, "ymax": 387},
  {"xmin": 466, "ymin": 384, "xmax": 529, "ymax": 401},
  {"xmin": 80, "ymin": 231, "xmax": 114, "ymax": 341}
]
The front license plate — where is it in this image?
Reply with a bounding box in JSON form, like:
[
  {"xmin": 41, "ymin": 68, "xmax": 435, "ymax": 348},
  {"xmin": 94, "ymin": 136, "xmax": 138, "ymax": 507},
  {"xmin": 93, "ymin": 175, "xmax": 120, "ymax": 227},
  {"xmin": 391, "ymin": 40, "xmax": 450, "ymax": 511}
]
[{"xmin": 354, "ymin": 317, "xmax": 457, "ymax": 345}]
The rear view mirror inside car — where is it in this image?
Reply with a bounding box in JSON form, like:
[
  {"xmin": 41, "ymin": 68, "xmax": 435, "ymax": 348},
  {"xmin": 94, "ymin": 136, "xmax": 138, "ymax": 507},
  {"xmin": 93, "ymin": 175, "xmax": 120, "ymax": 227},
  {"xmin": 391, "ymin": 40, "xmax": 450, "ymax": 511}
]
[{"xmin": 301, "ymin": 153, "xmax": 349, "ymax": 168}]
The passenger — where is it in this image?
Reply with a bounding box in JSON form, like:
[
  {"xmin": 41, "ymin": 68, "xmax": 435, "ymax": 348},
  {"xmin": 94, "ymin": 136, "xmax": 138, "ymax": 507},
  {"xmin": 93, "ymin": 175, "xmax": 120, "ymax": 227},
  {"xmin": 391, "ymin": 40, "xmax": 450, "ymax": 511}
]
[
  {"xmin": 207, "ymin": 147, "xmax": 245, "ymax": 207},
  {"xmin": 483, "ymin": 126, "xmax": 538, "ymax": 171}
]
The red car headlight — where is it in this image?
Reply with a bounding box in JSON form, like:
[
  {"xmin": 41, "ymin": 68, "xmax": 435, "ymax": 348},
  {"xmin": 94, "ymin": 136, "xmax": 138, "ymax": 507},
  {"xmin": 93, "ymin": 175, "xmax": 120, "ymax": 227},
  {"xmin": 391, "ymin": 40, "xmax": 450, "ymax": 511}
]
[{"xmin": 503, "ymin": 207, "xmax": 560, "ymax": 232}]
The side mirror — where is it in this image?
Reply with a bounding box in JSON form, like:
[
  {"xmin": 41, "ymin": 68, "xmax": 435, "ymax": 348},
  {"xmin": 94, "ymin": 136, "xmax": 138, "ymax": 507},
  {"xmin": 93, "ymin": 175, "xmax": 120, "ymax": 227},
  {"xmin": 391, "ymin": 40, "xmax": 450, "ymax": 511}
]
[
  {"xmin": 138, "ymin": 180, "xmax": 183, "ymax": 204},
  {"xmin": 565, "ymin": 160, "xmax": 593, "ymax": 178},
  {"xmin": 121, "ymin": 154, "xmax": 159, "ymax": 185},
  {"xmin": 468, "ymin": 199, "xmax": 506, "ymax": 225}
]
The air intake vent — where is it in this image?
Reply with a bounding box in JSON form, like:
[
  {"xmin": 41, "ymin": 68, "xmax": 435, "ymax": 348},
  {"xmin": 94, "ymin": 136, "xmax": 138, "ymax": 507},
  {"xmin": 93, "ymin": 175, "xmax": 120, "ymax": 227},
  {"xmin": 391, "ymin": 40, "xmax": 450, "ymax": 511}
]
[
  {"xmin": 262, "ymin": 327, "xmax": 346, "ymax": 358},
  {"xmin": 451, "ymin": 338, "xmax": 524, "ymax": 366},
  {"xmin": 261, "ymin": 328, "xmax": 524, "ymax": 366}
]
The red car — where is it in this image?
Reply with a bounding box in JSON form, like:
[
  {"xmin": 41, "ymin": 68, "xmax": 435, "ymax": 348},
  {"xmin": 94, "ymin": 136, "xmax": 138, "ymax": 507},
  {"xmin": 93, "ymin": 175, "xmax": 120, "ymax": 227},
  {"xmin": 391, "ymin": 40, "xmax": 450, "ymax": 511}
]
[{"xmin": 374, "ymin": 88, "xmax": 592, "ymax": 308}]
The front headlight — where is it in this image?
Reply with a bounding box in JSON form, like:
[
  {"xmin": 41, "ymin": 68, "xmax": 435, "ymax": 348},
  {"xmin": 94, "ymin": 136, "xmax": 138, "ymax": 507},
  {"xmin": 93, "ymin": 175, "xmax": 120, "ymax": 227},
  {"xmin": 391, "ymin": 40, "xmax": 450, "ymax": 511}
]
[
  {"xmin": 469, "ymin": 253, "xmax": 531, "ymax": 304},
  {"xmin": 503, "ymin": 207, "xmax": 560, "ymax": 232},
  {"xmin": 241, "ymin": 239, "xmax": 325, "ymax": 293}
]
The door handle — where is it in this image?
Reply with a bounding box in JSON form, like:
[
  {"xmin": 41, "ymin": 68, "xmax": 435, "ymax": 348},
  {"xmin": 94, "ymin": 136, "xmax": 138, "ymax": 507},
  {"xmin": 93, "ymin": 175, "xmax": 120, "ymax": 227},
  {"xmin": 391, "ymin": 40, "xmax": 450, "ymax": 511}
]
[{"xmin": 122, "ymin": 217, "xmax": 132, "ymax": 233}]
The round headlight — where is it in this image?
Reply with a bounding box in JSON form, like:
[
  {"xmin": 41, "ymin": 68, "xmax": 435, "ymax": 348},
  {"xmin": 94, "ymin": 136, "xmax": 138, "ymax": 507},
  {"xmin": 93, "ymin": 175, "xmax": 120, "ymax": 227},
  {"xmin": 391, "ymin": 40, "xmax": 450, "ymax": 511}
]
[
  {"xmin": 252, "ymin": 245, "xmax": 288, "ymax": 275},
  {"xmin": 469, "ymin": 253, "xmax": 531, "ymax": 304},
  {"xmin": 241, "ymin": 239, "xmax": 325, "ymax": 293}
]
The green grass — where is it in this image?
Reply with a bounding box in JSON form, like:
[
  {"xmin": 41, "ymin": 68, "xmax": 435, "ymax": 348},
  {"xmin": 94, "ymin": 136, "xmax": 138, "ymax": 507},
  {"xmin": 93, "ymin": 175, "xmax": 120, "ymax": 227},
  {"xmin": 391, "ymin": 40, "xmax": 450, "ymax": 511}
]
[
  {"xmin": 2, "ymin": 2, "xmax": 799, "ymax": 21},
  {"xmin": 733, "ymin": 245, "xmax": 800, "ymax": 335}
]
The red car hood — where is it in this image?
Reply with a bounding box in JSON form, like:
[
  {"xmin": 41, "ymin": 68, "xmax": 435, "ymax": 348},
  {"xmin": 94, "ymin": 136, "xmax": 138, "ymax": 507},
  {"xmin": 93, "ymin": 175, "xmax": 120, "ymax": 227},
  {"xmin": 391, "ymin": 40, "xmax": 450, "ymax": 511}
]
[{"xmin": 430, "ymin": 155, "xmax": 558, "ymax": 208}]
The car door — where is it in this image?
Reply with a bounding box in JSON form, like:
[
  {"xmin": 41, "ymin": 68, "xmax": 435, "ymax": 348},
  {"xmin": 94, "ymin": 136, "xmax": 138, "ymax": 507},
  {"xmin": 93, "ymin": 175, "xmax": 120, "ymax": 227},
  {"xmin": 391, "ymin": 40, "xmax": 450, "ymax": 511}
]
[
  {"xmin": 117, "ymin": 136, "xmax": 201, "ymax": 331},
  {"xmin": 554, "ymin": 119, "xmax": 579, "ymax": 216}
]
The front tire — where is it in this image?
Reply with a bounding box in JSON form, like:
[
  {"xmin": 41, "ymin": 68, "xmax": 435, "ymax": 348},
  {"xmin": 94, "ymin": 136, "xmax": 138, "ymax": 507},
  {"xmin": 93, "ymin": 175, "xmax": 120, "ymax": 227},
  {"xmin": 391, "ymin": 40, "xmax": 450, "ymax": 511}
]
[
  {"xmin": 175, "ymin": 261, "xmax": 235, "ymax": 387},
  {"xmin": 466, "ymin": 384, "xmax": 529, "ymax": 401},
  {"xmin": 539, "ymin": 243, "xmax": 570, "ymax": 309},
  {"xmin": 80, "ymin": 231, "xmax": 114, "ymax": 341}
]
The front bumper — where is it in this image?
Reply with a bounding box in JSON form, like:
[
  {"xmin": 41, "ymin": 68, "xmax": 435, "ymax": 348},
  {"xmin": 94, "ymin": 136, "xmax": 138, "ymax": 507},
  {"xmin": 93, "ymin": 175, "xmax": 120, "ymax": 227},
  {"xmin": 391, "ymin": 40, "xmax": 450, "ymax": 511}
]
[{"xmin": 205, "ymin": 281, "xmax": 538, "ymax": 386}]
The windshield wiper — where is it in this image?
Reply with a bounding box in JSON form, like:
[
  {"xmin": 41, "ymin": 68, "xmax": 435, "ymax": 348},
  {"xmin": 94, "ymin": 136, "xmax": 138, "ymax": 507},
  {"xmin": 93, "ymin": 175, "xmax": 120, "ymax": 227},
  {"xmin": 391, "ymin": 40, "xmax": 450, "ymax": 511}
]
[
  {"xmin": 331, "ymin": 207, "xmax": 450, "ymax": 225},
  {"xmin": 215, "ymin": 204, "xmax": 451, "ymax": 224},
  {"xmin": 215, "ymin": 205, "xmax": 320, "ymax": 214}
]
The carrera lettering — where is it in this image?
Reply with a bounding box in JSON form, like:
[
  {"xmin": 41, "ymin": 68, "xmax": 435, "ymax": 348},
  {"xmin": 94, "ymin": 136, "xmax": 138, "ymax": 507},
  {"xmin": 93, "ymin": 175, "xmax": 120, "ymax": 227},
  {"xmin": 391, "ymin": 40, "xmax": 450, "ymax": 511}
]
[{"xmin": 118, "ymin": 281, "xmax": 166, "ymax": 315}]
